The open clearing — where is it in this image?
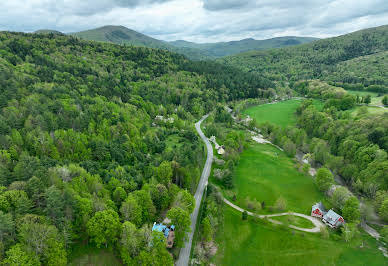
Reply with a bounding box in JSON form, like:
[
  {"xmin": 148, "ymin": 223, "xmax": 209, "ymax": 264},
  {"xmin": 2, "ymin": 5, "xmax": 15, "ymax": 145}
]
[
  {"xmin": 213, "ymin": 207, "xmax": 387, "ymax": 266},
  {"xmin": 243, "ymin": 99, "xmax": 323, "ymax": 127},
  {"xmin": 223, "ymin": 142, "xmax": 323, "ymax": 214}
]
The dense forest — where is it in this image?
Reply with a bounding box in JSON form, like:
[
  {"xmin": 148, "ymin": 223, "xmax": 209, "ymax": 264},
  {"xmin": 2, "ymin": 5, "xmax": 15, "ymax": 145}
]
[
  {"xmin": 219, "ymin": 25, "xmax": 388, "ymax": 92},
  {"xmin": 0, "ymin": 31, "xmax": 273, "ymax": 265}
]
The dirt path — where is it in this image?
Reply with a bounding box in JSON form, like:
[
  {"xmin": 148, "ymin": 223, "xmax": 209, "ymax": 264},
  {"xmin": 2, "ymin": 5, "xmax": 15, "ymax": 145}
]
[{"xmin": 223, "ymin": 198, "xmax": 324, "ymax": 233}]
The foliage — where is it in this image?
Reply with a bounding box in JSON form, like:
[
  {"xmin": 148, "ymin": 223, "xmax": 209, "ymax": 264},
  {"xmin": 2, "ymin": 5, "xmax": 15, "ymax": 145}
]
[
  {"xmin": 86, "ymin": 210, "xmax": 122, "ymax": 248},
  {"xmin": 166, "ymin": 207, "xmax": 191, "ymax": 248},
  {"xmin": 219, "ymin": 25, "xmax": 388, "ymax": 88},
  {"xmin": 316, "ymin": 168, "xmax": 334, "ymax": 193}
]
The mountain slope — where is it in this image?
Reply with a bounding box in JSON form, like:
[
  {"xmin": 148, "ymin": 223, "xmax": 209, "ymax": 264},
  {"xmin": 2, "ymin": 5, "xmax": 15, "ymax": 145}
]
[
  {"xmin": 218, "ymin": 25, "xmax": 388, "ymax": 87},
  {"xmin": 72, "ymin": 25, "xmax": 170, "ymax": 49},
  {"xmin": 170, "ymin": 36, "xmax": 318, "ymax": 57}
]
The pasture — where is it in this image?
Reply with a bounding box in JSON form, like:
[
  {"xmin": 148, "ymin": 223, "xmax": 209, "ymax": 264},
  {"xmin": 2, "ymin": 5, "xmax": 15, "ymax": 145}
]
[
  {"xmin": 243, "ymin": 99, "xmax": 323, "ymax": 127},
  {"xmin": 213, "ymin": 207, "xmax": 387, "ymax": 266},
  {"xmin": 224, "ymin": 142, "xmax": 322, "ymax": 214}
]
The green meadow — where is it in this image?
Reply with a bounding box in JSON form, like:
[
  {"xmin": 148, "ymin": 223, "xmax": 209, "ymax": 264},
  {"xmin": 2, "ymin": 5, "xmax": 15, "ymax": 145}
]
[
  {"xmin": 225, "ymin": 142, "xmax": 322, "ymax": 214},
  {"xmin": 243, "ymin": 99, "xmax": 323, "ymax": 127},
  {"xmin": 214, "ymin": 207, "xmax": 387, "ymax": 266}
]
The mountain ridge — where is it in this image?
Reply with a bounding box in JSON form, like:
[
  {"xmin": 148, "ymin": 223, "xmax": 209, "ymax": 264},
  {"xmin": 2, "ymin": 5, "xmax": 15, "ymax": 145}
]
[{"xmin": 70, "ymin": 25, "xmax": 317, "ymax": 60}]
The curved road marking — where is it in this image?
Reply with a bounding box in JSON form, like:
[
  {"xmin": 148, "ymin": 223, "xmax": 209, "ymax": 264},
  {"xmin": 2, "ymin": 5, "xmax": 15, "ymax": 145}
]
[
  {"xmin": 176, "ymin": 114, "xmax": 213, "ymax": 266},
  {"xmin": 223, "ymin": 198, "xmax": 324, "ymax": 233}
]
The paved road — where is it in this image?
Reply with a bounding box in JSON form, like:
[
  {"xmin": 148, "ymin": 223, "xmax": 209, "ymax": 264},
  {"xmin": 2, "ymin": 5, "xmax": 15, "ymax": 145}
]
[
  {"xmin": 223, "ymin": 198, "xmax": 324, "ymax": 233},
  {"xmin": 176, "ymin": 114, "xmax": 213, "ymax": 266}
]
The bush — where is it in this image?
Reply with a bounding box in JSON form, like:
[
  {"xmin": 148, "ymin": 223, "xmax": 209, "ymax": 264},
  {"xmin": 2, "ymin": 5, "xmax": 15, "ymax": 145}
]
[{"xmin": 242, "ymin": 211, "xmax": 248, "ymax": 220}]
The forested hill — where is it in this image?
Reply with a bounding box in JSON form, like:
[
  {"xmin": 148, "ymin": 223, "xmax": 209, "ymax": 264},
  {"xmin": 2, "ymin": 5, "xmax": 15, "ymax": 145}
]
[
  {"xmin": 218, "ymin": 25, "xmax": 388, "ymax": 90},
  {"xmin": 169, "ymin": 36, "xmax": 318, "ymax": 58},
  {"xmin": 0, "ymin": 31, "xmax": 273, "ymax": 265},
  {"xmin": 71, "ymin": 25, "xmax": 214, "ymax": 60}
]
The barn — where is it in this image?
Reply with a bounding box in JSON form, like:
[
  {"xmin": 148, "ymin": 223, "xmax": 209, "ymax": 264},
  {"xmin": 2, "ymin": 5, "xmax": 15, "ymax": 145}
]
[{"xmin": 311, "ymin": 202, "xmax": 326, "ymax": 218}]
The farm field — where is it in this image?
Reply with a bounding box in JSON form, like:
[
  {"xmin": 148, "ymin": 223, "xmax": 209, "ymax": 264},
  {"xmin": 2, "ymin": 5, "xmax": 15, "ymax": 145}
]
[
  {"xmin": 213, "ymin": 207, "xmax": 387, "ymax": 266},
  {"xmin": 243, "ymin": 99, "xmax": 323, "ymax": 127},
  {"xmin": 223, "ymin": 142, "xmax": 323, "ymax": 214}
]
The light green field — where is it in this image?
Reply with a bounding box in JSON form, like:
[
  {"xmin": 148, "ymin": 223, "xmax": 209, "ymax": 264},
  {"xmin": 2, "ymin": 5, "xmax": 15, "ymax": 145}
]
[
  {"xmin": 271, "ymin": 215, "xmax": 315, "ymax": 229},
  {"xmin": 243, "ymin": 99, "xmax": 323, "ymax": 127},
  {"xmin": 225, "ymin": 143, "xmax": 322, "ymax": 214},
  {"xmin": 214, "ymin": 207, "xmax": 387, "ymax": 266},
  {"xmin": 347, "ymin": 90, "xmax": 386, "ymax": 105}
]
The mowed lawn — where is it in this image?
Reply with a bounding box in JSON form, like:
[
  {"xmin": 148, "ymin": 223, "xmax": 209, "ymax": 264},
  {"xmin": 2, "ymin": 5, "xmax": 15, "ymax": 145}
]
[
  {"xmin": 243, "ymin": 99, "xmax": 323, "ymax": 127},
  {"xmin": 227, "ymin": 143, "xmax": 322, "ymax": 214},
  {"xmin": 214, "ymin": 207, "xmax": 387, "ymax": 266}
]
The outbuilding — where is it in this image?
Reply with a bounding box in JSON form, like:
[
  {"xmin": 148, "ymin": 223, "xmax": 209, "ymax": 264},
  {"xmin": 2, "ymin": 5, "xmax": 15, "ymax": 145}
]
[{"xmin": 311, "ymin": 202, "xmax": 326, "ymax": 218}]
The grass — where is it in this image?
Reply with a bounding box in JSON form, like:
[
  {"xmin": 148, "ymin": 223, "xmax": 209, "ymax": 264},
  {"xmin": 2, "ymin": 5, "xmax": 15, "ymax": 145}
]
[
  {"xmin": 214, "ymin": 207, "xmax": 387, "ymax": 266},
  {"xmin": 68, "ymin": 244, "xmax": 122, "ymax": 266},
  {"xmin": 271, "ymin": 215, "xmax": 315, "ymax": 229},
  {"xmin": 243, "ymin": 99, "xmax": 323, "ymax": 127},
  {"xmin": 351, "ymin": 105, "xmax": 388, "ymax": 117},
  {"xmin": 347, "ymin": 90, "xmax": 387, "ymax": 105},
  {"xmin": 224, "ymin": 142, "xmax": 323, "ymax": 214}
]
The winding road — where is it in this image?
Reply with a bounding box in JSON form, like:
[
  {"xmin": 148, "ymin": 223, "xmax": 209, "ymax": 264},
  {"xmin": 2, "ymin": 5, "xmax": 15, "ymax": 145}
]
[
  {"xmin": 176, "ymin": 114, "xmax": 213, "ymax": 266},
  {"xmin": 223, "ymin": 198, "xmax": 324, "ymax": 233}
]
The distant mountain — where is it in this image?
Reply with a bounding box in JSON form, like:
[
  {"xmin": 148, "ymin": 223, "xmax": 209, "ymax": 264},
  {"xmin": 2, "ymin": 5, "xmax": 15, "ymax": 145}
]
[
  {"xmin": 72, "ymin": 25, "xmax": 170, "ymax": 49},
  {"xmin": 71, "ymin": 25, "xmax": 212, "ymax": 60},
  {"xmin": 70, "ymin": 26, "xmax": 317, "ymax": 60},
  {"xmin": 34, "ymin": 29, "xmax": 63, "ymax": 35},
  {"xmin": 218, "ymin": 25, "xmax": 388, "ymax": 87},
  {"xmin": 169, "ymin": 36, "xmax": 318, "ymax": 57}
]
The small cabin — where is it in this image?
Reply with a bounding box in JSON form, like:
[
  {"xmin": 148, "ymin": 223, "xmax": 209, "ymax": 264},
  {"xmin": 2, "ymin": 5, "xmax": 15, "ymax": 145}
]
[
  {"xmin": 322, "ymin": 210, "xmax": 345, "ymax": 229},
  {"xmin": 152, "ymin": 222, "xmax": 175, "ymax": 248},
  {"xmin": 311, "ymin": 202, "xmax": 326, "ymax": 218}
]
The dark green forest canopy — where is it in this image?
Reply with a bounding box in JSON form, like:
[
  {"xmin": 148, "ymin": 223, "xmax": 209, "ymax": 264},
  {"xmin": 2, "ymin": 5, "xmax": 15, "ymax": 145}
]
[
  {"xmin": 0, "ymin": 32, "xmax": 273, "ymax": 264},
  {"xmin": 219, "ymin": 25, "xmax": 388, "ymax": 90}
]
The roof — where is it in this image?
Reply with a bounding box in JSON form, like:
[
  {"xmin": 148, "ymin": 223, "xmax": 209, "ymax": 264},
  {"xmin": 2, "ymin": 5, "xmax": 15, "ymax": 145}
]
[
  {"xmin": 152, "ymin": 222, "xmax": 175, "ymax": 238},
  {"xmin": 312, "ymin": 202, "xmax": 326, "ymax": 212},
  {"xmin": 323, "ymin": 210, "xmax": 342, "ymax": 226}
]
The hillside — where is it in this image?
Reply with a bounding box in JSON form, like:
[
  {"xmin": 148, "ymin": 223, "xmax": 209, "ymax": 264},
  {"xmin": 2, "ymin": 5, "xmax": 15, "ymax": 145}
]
[
  {"xmin": 219, "ymin": 25, "xmax": 388, "ymax": 89},
  {"xmin": 71, "ymin": 25, "xmax": 213, "ymax": 60},
  {"xmin": 0, "ymin": 31, "xmax": 273, "ymax": 265},
  {"xmin": 169, "ymin": 36, "xmax": 318, "ymax": 57}
]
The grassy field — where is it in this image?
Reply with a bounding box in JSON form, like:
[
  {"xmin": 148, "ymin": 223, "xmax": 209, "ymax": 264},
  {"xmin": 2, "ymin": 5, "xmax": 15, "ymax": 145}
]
[
  {"xmin": 223, "ymin": 142, "xmax": 323, "ymax": 214},
  {"xmin": 271, "ymin": 215, "xmax": 315, "ymax": 229},
  {"xmin": 214, "ymin": 207, "xmax": 387, "ymax": 266},
  {"xmin": 243, "ymin": 99, "xmax": 323, "ymax": 127}
]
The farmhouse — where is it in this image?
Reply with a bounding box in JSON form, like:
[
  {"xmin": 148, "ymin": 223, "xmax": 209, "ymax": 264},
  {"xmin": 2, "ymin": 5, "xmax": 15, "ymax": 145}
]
[
  {"xmin": 311, "ymin": 203, "xmax": 345, "ymax": 229},
  {"xmin": 311, "ymin": 202, "xmax": 326, "ymax": 218},
  {"xmin": 152, "ymin": 222, "xmax": 175, "ymax": 248},
  {"xmin": 322, "ymin": 210, "xmax": 345, "ymax": 229}
]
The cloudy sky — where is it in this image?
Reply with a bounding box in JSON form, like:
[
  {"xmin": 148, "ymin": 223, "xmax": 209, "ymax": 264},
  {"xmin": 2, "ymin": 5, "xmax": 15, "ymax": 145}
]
[{"xmin": 1, "ymin": 0, "xmax": 388, "ymax": 43}]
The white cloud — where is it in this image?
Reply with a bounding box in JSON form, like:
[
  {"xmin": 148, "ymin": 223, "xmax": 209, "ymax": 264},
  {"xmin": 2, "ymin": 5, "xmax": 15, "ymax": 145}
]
[{"xmin": 0, "ymin": 0, "xmax": 387, "ymax": 42}]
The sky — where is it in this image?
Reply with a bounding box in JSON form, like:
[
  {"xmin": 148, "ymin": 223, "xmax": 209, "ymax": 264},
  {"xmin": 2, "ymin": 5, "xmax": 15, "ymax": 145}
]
[{"xmin": 1, "ymin": 0, "xmax": 388, "ymax": 43}]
